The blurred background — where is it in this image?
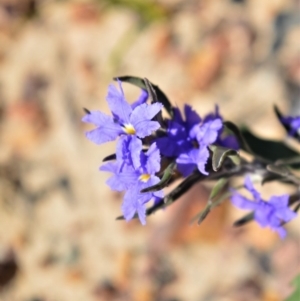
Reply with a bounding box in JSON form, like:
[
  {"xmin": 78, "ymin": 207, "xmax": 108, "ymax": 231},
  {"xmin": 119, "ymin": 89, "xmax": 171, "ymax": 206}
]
[{"xmin": 0, "ymin": 0, "xmax": 299, "ymax": 300}]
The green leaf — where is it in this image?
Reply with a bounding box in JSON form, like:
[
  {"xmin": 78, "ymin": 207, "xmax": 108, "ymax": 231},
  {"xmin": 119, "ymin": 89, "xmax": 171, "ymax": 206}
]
[
  {"xmin": 275, "ymin": 156, "xmax": 300, "ymax": 169},
  {"xmin": 143, "ymin": 78, "xmax": 164, "ymax": 125},
  {"xmin": 241, "ymin": 128, "xmax": 299, "ymax": 162},
  {"xmin": 114, "ymin": 76, "xmax": 174, "ymax": 117},
  {"xmin": 189, "ymin": 187, "xmax": 233, "ymax": 225},
  {"xmin": 102, "ymin": 154, "xmax": 116, "ymax": 162},
  {"xmin": 285, "ymin": 274, "xmax": 300, "ymax": 301},
  {"xmin": 140, "ymin": 162, "xmax": 176, "ymax": 193},
  {"xmin": 233, "ymin": 212, "xmax": 254, "ymax": 227},
  {"xmin": 266, "ymin": 164, "xmax": 300, "ymax": 185},
  {"xmin": 266, "ymin": 164, "xmax": 290, "ymax": 177},
  {"xmin": 209, "ymin": 145, "xmax": 240, "ymax": 171},
  {"xmin": 209, "ymin": 178, "xmax": 229, "ymax": 201},
  {"xmin": 196, "ymin": 204, "xmax": 212, "ymax": 224},
  {"xmin": 83, "ymin": 108, "xmax": 91, "ymax": 114},
  {"xmin": 223, "ymin": 121, "xmax": 253, "ymax": 154}
]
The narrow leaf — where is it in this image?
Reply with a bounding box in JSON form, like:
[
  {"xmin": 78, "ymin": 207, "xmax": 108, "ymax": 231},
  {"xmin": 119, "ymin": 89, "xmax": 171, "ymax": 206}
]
[
  {"xmin": 241, "ymin": 128, "xmax": 299, "ymax": 162},
  {"xmin": 102, "ymin": 154, "xmax": 116, "ymax": 162},
  {"xmin": 83, "ymin": 108, "xmax": 91, "ymax": 114},
  {"xmin": 114, "ymin": 76, "xmax": 174, "ymax": 117},
  {"xmin": 233, "ymin": 212, "xmax": 254, "ymax": 227},
  {"xmin": 209, "ymin": 145, "xmax": 239, "ymax": 171},
  {"xmin": 144, "ymin": 78, "xmax": 164, "ymax": 125},
  {"xmin": 266, "ymin": 164, "xmax": 290, "ymax": 177},
  {"xmin": 209, "ymin": 178, "xmax": 229, "ymax": 201},
  {"xmin": 197, "ymin": 204, "xmax": 212, "ymax": 225},
  {"xmin": 191, "ymin": 189, "xmax": 233, "ymax": 225},
  {"xmin": 223, "ymin": 121, "xmax": 253, "ymax": 154}
]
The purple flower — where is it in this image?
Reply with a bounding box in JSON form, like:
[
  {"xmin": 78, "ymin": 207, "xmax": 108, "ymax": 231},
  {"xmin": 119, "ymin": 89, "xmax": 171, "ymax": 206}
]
[
  {"xmin": 156, "ymin": 104, "xmax": 223, "ymax": 176},
  {"xmin": 156, "ymin": 105, "xmax": 201, "ymax": 157},
  {"xmin": 231, "ymin": 176, "xmax": 297, "ymax": 238},
  {"xmin": 101, "ymin": 141, "xmax": 163, "ymax": 225},
  {"xmin": 82, "ymin": 81, "xmax": 163, "ymax": 145},
  {"xmin": 204, "ymin": 105, "xmax": 239, "ymax": 150},
  {"xmin": 280, "ymin": 114, "xmax": 300, "ymax": 138}
]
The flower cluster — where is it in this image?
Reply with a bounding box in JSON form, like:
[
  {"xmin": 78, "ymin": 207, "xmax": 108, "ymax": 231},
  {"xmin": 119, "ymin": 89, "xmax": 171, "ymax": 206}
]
[
  {"xmin": 83, "ymin": 76, "xmax": 299, "ymax": 238},
  {"xmin": 82, "ymin": 79, "xmax": 234, "ymax": 224},
  {"xmin": 82, "ymin": 80, "xmax": 163, "ymax": 224}
]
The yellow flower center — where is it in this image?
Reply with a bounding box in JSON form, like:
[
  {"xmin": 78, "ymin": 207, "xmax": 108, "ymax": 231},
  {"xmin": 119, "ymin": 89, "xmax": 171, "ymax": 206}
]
[
  {"xmin": 139, "ymin": 173, "xmax": 151, "ymax": 183},
  {"xmin": 123, "ymin": 124, "xmax": 136, "ymax": 135}
]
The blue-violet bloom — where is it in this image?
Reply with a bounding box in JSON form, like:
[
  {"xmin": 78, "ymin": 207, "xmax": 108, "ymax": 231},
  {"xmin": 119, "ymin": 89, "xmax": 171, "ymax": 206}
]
[
  {"xmin": 82, "ymin": 81, "xmax": 163, "ymax": 145},
  {"xmin": 231, "ymin": 176, "xmax": 297, "ymax": 238},
  {"xmin": 156, "ymin": 104, "xmax": 223, "ymax": 177},
  {"xmin": 101, "ymin": 141, "xmax": 163, "ymax": 225},
  {"xmin": 280, "ymin": 114, "xmax": 300, "ymax": 138}
]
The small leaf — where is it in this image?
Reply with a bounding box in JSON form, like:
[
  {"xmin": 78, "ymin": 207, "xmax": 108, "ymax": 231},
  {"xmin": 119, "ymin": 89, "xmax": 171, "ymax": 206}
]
[
  {"xmin": 262, "ymin": 173, "xmax": 287, "ymax": 185},
  {"xmin": 102, "ymin": 154, "xmax": 116, "ymax": 162},
  {"xmin": 274, "ymin": 105, "xmax": 293, "ymax": 137},
  {"xmin": 143, "ymin": 78, "xmax": 164, "ymax": 125},
  {"xmin": 275, "ymin": 156, "xmax": 300, "ymax": 169},
  {"xmin": 114, "ymin": 76, "xmax": 173, "ymax": 117},
  {"xmin": 223, "ymin": 121, "xmax": 253, "ymax": 154},
  {"xmin": 228, "ymin": 154, "xmax": 241, "ymax": 166},
  {"xmin": 140, "ymin": 162, "xmax": 176, "ymax": 193},
  {"xmin": 266, "ymin": 164, "xmax": 290, "ymax": 177},
  {"xmin": 241, "ymin": 128, "xmax": 299, "ymax": 162},
  {"xmin": 83, "ymin": 108, "xmax": 91, "ymax": 114},
  {"xmin": 144, "ymin": 78, "xmax": 158, "ymax": 104},
  {"xmin": 209, "ymin": 178, "xmax": 229, "ymax": 201},
  {"xmin": 196, "ymin": 204, "xmax": 212, "ymax": 224},
  {"xmin": 267, "ymin": 164, "xmax": 300, "ymax": 185},
  {"xmin": 293, "ymin": 203, "xmax": 300, "ymax": 213},
  {"xmin": 190, "ymin": 189, "xmax": 232, "ymax": 225},
  {"xmin": 233, "ymin": 212, "xmax": 254, "ymax": 227},
  {"xmin": 209, "ymin": 145, "xmax": 239, "ymax": 171}
]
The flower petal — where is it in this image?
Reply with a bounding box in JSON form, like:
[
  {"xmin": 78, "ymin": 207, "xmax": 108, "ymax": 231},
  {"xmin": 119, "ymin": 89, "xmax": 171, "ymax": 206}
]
[
  {"xmin": 231, "ymin": 193, "xmax": 260, "ymax": 210},
  {"xmin": 100, "ymin": 161, "xmax": 137, "ymax": 191},
  {"xmin": 244, "ymin": 176, "xmax": 261, "ymax": 202},
  {"xmin": 145, "ymin": 143, "xmax": 161, "ymax": 174},
  {"xmin": 130, "ymin": 103, "xmax": 163, "ymax": 138},
  {"xmin": 269, "ymin": 195, "xmax": 289, "ymax": 208},
  {"xmin": 83, "ymin": 111, "xmax": 121, "ymax": 144},
  {"xmin": 276, "ymin": 207, "xmax": 297, "ymax": 222},
  {"xmin": 176, "ymin": 153, "xmax": 196, "ymax": 177},
  {"xmin": 196, "ymin": 118, "xmax": 223, "ymax": 146},
  {"xmin": 123, "ymin": 184, "xmax": 148, "ymax": 225},
  {"xmin": 194, "ymin": 147, "xmax": 209, "ymax": 175},
  {"xmin": 131, "ymin": 89, "xmax": 148, "ymax": 109},
  {"xmin": 106, "ymin": 82, "xmax": 132, "ymax": 123},
  {"xmin": 254, "ymin": 203, "xmax": 272, "ymax": 227},
  {"xmin": 184, "ymin": 104, "xmax": 201, "ymax": 130},
  {"xmin": 116, "ymin": 136, "xmax": 142, "ymax": 170}
]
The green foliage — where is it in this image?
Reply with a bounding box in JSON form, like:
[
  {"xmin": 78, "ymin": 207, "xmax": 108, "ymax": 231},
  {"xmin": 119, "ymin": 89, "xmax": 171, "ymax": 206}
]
[
  {"xmin": 209, "ymin": 145, "xmax": 240, "ymax": 171},
  {"xmin": 102, "ymin": 0, "xmax": 168, "ymax": 24},
  {"xmin": 285, "ymin": 274, "xmax": 300, "ymax": 301},
  {"xmin": 241, "ymin": 128, "xmax": 299, "ymax": 163}
]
